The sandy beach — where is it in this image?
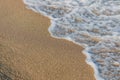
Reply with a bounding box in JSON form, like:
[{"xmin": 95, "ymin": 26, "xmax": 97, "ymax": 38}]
[{"xmin": 0, "ymin": 0, "xmax": 95, "ymax": 80}]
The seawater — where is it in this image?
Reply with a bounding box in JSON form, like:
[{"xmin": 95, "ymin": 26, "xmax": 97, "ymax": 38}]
[{"xmin": 23, "ymin": 0, "xmax": 120, "ymax": 80}]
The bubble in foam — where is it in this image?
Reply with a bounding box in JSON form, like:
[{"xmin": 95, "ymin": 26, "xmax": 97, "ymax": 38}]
[{"xmin": 23, "ymin": 0, "xmax": 120, "ymax": 80}]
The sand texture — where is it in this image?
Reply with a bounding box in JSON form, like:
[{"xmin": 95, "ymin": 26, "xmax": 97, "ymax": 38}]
[{"xmin": 0, "ymin": 0, "xmax": 95, "ymax": 80}]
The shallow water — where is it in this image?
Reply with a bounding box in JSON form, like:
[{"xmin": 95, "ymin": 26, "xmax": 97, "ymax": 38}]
[{"xmin": 23, "ymin": 0, "xmax": 120, "ymax": 80}]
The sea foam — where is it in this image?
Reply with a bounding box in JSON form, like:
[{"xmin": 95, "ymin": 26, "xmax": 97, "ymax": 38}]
[{"xmin": 23, "ymin": 0, "xmax": 120, "ymax": 80}]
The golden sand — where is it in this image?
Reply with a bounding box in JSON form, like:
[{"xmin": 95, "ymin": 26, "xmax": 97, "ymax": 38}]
[{"xmin": 0, "ymin": 0, "xmax": 95, "ymax": 80}]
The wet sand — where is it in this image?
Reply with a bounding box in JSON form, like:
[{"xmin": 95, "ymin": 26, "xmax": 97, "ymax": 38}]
[{"xmin": 0, "ymin": 0, "xmax": 95, "ymax": 80}]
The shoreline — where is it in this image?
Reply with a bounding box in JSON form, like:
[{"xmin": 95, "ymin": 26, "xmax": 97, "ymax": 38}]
[
  {"xmin": 0, "ymin": 0, "xmax": 95, "ymax": 80},
  {"xmin": 22, "ymin": 1, "xmax": 102, "ymax": 80},
  {"xmin": 22, "ymin": 0, "xmax": 120, "ymax": 80}
]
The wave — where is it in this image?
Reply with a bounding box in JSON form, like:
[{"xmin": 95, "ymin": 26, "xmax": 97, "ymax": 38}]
[{"xmin": 23, "ymin": 0, "xmax": 120, "ymax": 80}]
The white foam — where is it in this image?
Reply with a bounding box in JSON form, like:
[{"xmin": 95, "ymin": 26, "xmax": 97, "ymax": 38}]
[{"xmin": 23, "ymin": 0, "xmax": 120, "ymax": 80}]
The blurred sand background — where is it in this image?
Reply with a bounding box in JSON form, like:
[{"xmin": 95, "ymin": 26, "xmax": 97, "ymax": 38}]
[{"xmin": 0, "ymin": 0, "xmax": 95, "ymax": 80}]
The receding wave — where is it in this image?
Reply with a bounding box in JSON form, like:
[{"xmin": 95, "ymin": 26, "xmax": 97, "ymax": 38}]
[{"xmin": 23, "ymin": 0, "xmax": 120, "ymax": 80}]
